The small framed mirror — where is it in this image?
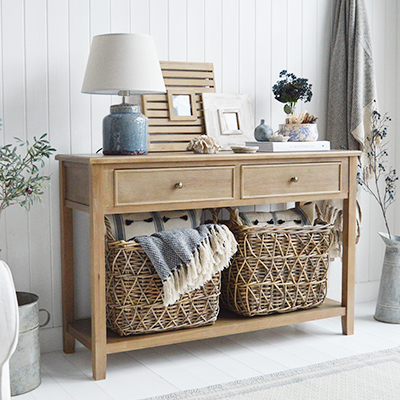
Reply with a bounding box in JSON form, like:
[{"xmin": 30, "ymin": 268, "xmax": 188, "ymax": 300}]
[
  {"xmin": 218, "ymin": 109, "xmax": 243, "ymax": 135},
  {"xmin": 167, "ymin": 89, "xmax": 198, "ymax": 121}
]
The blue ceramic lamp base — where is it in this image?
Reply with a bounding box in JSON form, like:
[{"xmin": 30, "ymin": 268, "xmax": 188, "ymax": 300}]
[{"xmin": 103, "ymin": 103, "xmax": 148, "ymax": 155}]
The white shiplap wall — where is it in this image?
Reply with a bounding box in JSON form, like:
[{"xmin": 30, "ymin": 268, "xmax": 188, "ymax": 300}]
[{"xmin": 0, "ymin": 0, "xmax": 398, "ymax": 351}]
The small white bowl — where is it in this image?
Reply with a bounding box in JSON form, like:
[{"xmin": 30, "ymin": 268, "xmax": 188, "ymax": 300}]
[
  {"xmin": 230, "ymin": 145, "xmax": 259, "ymax": 153},
  {"xmin": 268, "ymin": 135, "xmax": 289, "ymax": 142}
]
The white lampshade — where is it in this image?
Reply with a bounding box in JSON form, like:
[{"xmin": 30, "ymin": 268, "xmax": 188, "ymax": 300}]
[{"xmin": 82, "ymin": 33, "xmax": 166, "ymax": 95}]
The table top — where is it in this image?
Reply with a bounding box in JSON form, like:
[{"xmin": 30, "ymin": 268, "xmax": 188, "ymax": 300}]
[{"xmin": 55, "ymin": 150, "xmax": 361, "ymax": 165}]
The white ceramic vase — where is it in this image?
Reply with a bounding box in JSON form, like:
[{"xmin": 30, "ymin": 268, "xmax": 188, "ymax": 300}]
[{"xmin": 279, "ymin": 123, "xmax": 319, "ymax": 142}]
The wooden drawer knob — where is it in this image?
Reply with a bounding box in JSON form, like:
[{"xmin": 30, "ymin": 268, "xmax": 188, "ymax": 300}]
[
  {"xmin": 291, "ymin": 176, "xmax": 299, "ymax": 183},
  {"xmin": 175, "ymin": 182, "xmax": 184, "ymax": 189}
]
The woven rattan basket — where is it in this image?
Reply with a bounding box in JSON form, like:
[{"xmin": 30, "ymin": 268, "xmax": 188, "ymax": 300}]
[
  {"xmin": 215, "ymin": 208, "xmax": 333, "ymax": 317},
  {"xmin": 105, "ymin": 220, "xmax": 221, "ymax": 336}
]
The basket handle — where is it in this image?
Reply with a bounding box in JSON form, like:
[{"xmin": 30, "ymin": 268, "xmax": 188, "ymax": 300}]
[
  {"xmin": 210, "ymin": 207, "xmax": 243, "ymax": 228},
  {"xmin": 104, "ymin": 216, "xmax": 116, "ymax": 242},
  {"xmin": 210, "ymin": 208, "xmax": 221, "ymax": 224}
]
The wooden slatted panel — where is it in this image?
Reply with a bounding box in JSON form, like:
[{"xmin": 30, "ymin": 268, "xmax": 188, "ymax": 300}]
[
  {"xmin": 146, "ymin": 110, "xmax": 205, "ymax": 119},
  {"xmin": 148, "ymin": 142, "xmax": 190, "ymax": 152},
  {"xmin": 148, "ymin": 126, "xmax": 204, "ymax": 134},
  {"xmin": 142, "ymin": 61, "xmax": 215, "ymax": 152}
]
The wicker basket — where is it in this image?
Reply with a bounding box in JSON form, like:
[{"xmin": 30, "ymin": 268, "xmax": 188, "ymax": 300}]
[
  {"xmin": 216, "ymin": 208, "xmax": 333, "ymax": 317},
  {"xmin": 105, "ymin": 221, "xmax": 221, "ymax": 336}
]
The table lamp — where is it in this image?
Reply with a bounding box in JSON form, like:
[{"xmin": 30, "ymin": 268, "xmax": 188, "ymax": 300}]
[{"xmin": 82, "ymin": 33, "xmax": 166, "ymax": 155}]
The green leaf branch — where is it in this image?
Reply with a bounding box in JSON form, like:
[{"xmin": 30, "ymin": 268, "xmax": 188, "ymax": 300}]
[{"xmin": 0, "ymin": 133, "xmax": 56, "ymax": 218}]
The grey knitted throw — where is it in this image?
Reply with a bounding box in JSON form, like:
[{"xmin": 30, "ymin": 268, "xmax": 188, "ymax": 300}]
[
  {"xmin": 324, "ymin": 0, "xmax": 376, "ymax": 255},
  {"xmin": 135, "ymin": 224, "xmax": 237, "ymax": 306},
  {"xmin": 327, "ymin": 0, "xmax": 377, "ymax": 175}
]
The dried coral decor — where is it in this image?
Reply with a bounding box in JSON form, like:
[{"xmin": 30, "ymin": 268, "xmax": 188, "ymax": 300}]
[{"xmin": 56, "ymin": 150, "xmax": 359, "ymax": 380}]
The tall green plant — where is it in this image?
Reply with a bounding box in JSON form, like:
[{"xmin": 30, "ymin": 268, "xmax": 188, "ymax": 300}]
[{"xmin": 0, "ymin": 133, "xmax": 56, "ymax": 219}]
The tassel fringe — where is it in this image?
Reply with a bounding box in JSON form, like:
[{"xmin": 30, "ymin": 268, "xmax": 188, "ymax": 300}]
[
  {"xmin": 163, "ymin": 225, "xmax": 237, "ymax": 306},
  {"xmin": 320, "ymin": 200, "xmax": 362, "ymax": 259}
]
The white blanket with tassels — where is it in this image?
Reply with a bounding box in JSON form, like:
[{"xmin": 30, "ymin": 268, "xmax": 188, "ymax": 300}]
[{"xmin": 134, "ymin": 224, "xmax": 237, "ymax": 306}]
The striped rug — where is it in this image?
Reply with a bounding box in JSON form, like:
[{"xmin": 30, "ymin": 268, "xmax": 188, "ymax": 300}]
[{"xmin": 145, "ymin": 346, "xmax": 400, "ymax": 400}]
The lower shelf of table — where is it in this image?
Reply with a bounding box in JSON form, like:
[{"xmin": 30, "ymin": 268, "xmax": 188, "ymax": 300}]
[{"xmin": 68, "ymin": 298, "xmax": 346, "ymax": 355}]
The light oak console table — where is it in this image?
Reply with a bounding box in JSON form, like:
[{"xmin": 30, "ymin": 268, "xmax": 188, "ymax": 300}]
[{"xmin": 56, "ymin": 150, "xmax": 359, "ymax": 380}]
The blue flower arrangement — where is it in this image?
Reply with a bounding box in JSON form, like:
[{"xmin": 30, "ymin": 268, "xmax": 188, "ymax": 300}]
[{"xmin": 272, "ymin": 70, "xmax": 313, "ymax": 116}]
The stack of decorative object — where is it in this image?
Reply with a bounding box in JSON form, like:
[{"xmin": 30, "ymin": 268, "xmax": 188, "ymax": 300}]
[
  {"xmin": 246, "ymin": 71, "xmax": 330, "ymax": 152},
  {"xmin": 272, "ymin": 70, "xmax": 318, "ymax": 142}
]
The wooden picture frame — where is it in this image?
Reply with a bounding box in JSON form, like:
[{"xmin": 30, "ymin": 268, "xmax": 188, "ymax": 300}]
[
  {"xmin": 202, "ymin": 93, "xmax": 254, "ymax": 150},
  {"xmin": 167, "ymin": 89, "xmax": 198, "ymax": 121}
]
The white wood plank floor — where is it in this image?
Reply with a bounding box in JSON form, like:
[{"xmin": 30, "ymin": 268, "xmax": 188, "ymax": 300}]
[{"xmin": 17, "ymin": 301, "xmax": 400, "ymax": 400}]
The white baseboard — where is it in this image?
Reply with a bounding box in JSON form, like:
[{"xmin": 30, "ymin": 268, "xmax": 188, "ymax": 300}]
[
  {"xmin": 355, "ymin": 280, "xmax": 380, "ymax": 303},
  {"xmin": 39, "ymin": 326, "xmax": 85, "ymax": 353},
  {"xmin": 328, "ymin": 280, "xmax": 380, "ymax": 304},
  {"xmin": 39, "ymin": 326, "xmax": 63, "ymax": 353}
]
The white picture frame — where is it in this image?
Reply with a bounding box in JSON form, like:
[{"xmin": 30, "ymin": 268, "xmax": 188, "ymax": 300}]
[
  {"xmin": 202, "ymin": 93, "xmax": 254, "ymax": 150},
  {"xmin": 217, "ymin": 109, "xmax": 243, "ymax": 135}
]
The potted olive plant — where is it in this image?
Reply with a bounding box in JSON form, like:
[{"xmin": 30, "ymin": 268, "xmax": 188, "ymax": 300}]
[
  {"xmin": 356, "ymin": 109, "xmax": 400, "ymax": 323},
  {"xmin": 0, "ymin": 132, "xmax": 55, "ymax": 395},
  {"xmin": 0, "ymin": 134, "xmax": 55, "ymax": 218},
  {"xmin": 272, "ymin": 70, "xmax": 318, "ymax": 141}
]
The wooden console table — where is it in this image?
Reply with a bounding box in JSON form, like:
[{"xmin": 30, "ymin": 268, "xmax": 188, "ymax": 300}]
[{"xmin": 56, "ymin": 150, "xmax": 359, "ymax": 380}]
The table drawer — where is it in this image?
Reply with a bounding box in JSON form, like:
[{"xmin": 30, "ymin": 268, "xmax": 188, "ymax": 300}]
[
  {"xmin": 114, "ymin": 166, "xmax": 235, "ymax": 206},
  {"xmin": 241, "ymin": 162, "xmax": 343, "ymax": 199}
]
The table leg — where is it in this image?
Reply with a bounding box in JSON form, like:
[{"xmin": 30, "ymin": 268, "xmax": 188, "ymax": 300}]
[
  {"xmin": 60, "ymin": 162, "xmax": 76, "ymax": 353},
  {"xmin": 89, "ymin": 165, "xmax": 107, "ymax": 380},
  {"xmin": 341, "ymin": 157, "xmax": 357, "ymax": 335}
]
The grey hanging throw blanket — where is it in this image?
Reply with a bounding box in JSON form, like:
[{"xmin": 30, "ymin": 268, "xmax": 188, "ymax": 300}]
[
  {"xmin": 134, "ymin": 224, "xmax": 237, "ymax": 306},
  {"xmin": 324, "ymin": 0, "xmax": 376, "ymax": 256},
  {"xmin": 327, "ymin": 0, "xmax": 377, "ymax": 176}
]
